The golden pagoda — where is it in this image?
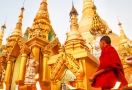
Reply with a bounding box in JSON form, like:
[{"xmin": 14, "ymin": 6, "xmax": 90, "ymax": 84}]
[
  {"xmin": 117, "ymin": 19, "xmax": 132, "ymax": 82},
  {"xmin": 48, "ymin": 4, "xmax": 99, "ymax": 90},
  {"xmin": 0, "ymin": 0, "xmax": 60, "ymax": 90},
  {"xmin": 79, "ymin": 0, "xmax": 120, "ymax": 50},
  {"xmin": 0, "ymin": 0, "xmax": 131, "ymax": 90}
]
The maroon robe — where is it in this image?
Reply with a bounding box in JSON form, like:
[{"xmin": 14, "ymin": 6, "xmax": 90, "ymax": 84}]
[{"xmin": 92, "ymin": 45, "xmax": 128, "ymax": 88}]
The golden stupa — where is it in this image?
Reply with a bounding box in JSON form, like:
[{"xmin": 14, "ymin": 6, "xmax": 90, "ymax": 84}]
[
  {"xmin": 0, "ymin": 0, "xmax": 131, "ymax": 90},
  {"xmin": 117, "ymin": 19, "xmax": 132, "ymax": 83},
  {"xmin": 79, "ymin": 0, "xmax": 120, "ymax": 50}
]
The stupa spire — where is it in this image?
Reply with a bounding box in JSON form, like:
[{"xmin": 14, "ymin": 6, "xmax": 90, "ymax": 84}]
[
  {"xmin": 34, "ymin": 0, "xmax": 49, "ymax": 23},
  {"xmin": 0, "ymin": 23, "xmax": 6, "ymax": 46},
  {"xmin": 82, "ymin": 0, "xmax": 95, "ymax": 19},
  {"xmin": 64, "ymin": 3, "xmax": 89, "ymax": 52},
  {"xmin": 66, "ymin": 3, "xmax": 83, "ymax": 42},
  {"xmin": 118, "ymin": 19, "xmax": 128, "ymax": 44},
  {"xmin": 79, "ymin": 0, "xmax": 98, "ymax": 33},
  {"xmin": 10, "ymin": 6, "xmax": 24, "ymax": 38},
  {"xmin": 28, "ymin": 0, "xmax": 55, "ymax": 40}
]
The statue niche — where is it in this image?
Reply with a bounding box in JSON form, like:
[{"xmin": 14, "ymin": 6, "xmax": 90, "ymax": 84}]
[{"xmin": 24, "ymin": 52, "xmax": 39, "ymax": 85}]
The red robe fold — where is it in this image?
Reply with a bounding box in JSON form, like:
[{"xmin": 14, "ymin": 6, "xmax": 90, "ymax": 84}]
[{"xmin": 92, "ymin": 45, "xmax": 128, "ymax": 88}]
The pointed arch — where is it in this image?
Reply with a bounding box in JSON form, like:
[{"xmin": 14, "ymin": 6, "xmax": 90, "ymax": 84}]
[{"xmin": 50, "ymin": 53, "xmax": 84, "ymax": 81}]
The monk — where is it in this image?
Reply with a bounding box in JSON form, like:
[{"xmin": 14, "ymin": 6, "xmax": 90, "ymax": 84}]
[{"xmin": 89, "ymin": 36, "xmax": 128, "ymax": 90}]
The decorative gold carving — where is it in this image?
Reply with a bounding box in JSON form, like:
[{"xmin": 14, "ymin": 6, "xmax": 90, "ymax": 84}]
[
  {"xmin": 0, "ymin": 64, "xmax": 6, "ymax": 82},
  {"xmin": 1, "ymin": 46, "xmax": 8, "ymax": 57},
  {"xmin": 5, "ymin": 36, "xmax": 30, "ymax": 59},
  {"xmin": 6, "ymin": 38, "xmax": 18, "ymax": 56},
  {"xmin": 50, "ymin": 46, "xmax": 84, "ymax": 81},
  {"xmin": 79, "ymin": 0, "xmax": 111, "ymax": 36},
  {"xmin": 0, "ymin": 57, "xmax": 7, "ymax": 83},
  {"xmin": 28, "ymin": 27, "xmax": 47, "ymax": 39},
  {"xmin": 118, "ymin": 43, "xmax": 132, "ymax": 81},
  {"xmin": 28, "ymin": 0, "xmax": 56, "ymax": 40},
  {"xmin": 44, "ymin": 37, "xmax": 61, "ymax": 50},
  {"xmin": 66, "ymin": 53, "xmax": 79, "ymax": 66},
  {"xmin": 89, "ymin": 11, "xmax": 107, "ymax": 35},
  {"xmin": 17, "ymin": 36, "xmax": 30, "ymax": 54}
]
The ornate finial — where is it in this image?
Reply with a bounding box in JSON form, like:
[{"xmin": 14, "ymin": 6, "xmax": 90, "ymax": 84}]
[
  {"xmin": 23, "ymin": 0, "xmax": 25, "ymax": 6},
  {"xmin": 10, "ymin": 5, "xmax": 25, "ymax": 39},
  {"xmin": 69, "ymin": 2, "xmax": 78, "ymax": 17},
  {"xmin": 21, "ymin": 0, "xmax": 25, "ymax": 12},
  {"xmin": 65, "ymin": 4, "xmax": 83, "ymax": 42},
  {"xmin": 89, "ymin": 11, "xmax": 107, "ymax": 35},
  {"xmin": 1, "ymin": 24, "xmax": 6, "ymax": 29},
  {"xmin": 69, "ymin": 3, "xmax": 79, "ymax": 30},
  {"xmin": 117, "ymin": 16, "xmax": 122, "ymax": 26},
  {"xmin": 92, "ymin": 1, "xmax": 97, "ymax": 10},
  {"xmin": 1, "ymin": 17, "xmax": 7, "ymax": 29},
  {"xmin": 0, "ymin": 22, "xmax": 6, "ymax": 46},
  {"xmin": 117, "ymin": 17, "xmax": 123, "ymax": 28}
]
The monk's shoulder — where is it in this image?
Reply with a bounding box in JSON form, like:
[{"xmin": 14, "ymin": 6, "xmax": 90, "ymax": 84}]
[{"xmin": 106, "ymin": 46, "xmax": 116, "ymax": 54}]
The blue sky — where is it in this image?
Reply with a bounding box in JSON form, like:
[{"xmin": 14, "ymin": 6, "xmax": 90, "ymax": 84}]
[{"xmin": 0, "ymin": 0, "xmax": 132, "ymax": 44}]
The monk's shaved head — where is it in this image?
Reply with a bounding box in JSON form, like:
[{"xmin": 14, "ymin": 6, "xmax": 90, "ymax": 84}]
[{"xmin": 100, "ymin": 36, "xmax": 111, "ymax": 44}]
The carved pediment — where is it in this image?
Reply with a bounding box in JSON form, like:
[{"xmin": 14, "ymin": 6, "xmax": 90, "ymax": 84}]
[
  {"xmin": 50, "ymin": 53, "xmax": 84, "ymax": 81},
  {"xmin": 5, "ymin": 36, "xmax": 30, "ymax": 58},
  {"xmin": 45, "ymin": 37, "xmax": 61, "ymax": 50},
  {"xmin": 17, "ymin": 36, "xmax": 30, "ymax": 54},
  {"xmin": 41, "ymin": 37, "xmax": 61, "ymax": 52}
]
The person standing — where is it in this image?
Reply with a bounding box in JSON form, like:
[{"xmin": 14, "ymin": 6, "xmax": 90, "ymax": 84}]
[{"xmin": 89, "ymin": 36, "xmax": 128, "ymax": 90}]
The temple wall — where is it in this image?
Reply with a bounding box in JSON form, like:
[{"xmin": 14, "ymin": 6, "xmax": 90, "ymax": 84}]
[{"xmin": 85, "ymin": 58, "xmax": 101, "ymax": 90}]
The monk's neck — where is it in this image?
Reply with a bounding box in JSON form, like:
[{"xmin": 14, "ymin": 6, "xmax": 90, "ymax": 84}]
[{"xmin": 102, "ymin": 44, "xmax": 111, "ymax": 50}]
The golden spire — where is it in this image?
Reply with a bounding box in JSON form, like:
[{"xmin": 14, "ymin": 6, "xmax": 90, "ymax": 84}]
[
  {"xmin": 89, "ymin": 11, "xmax": 107, "ymax": 35},
  {"xmin": 118, "ymin": 19, "xmax": 128, "ymax": 44},
  {"xmin": 29, "ymin": 0, "xmax": 55, "ymax": 39},
  {"xmin": 34, "ymin": 0, "xmax": 50, "ymax": 23},
  {"xmin": 82, "ymin": 0, "xmax": 95, "ymax": 18},
  {"xmin": 79, "ymin": 0, "xmax": 98, "ymax": 33},
  {"xmin": 0, "ymin": 23, "xmax": 6, "ymax": 46},
  {"xmin": 66, "ymin": 3, "xmax": 83, "ymax": 42},
  {"xmin": 10, "ymin": 6, "xmax": 24, "ymax": 39}
]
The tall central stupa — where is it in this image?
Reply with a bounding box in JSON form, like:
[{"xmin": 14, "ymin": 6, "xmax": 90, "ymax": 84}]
[{"xmin": 79, "ymin": 0, "xmax": 120, "ymax": 50}]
